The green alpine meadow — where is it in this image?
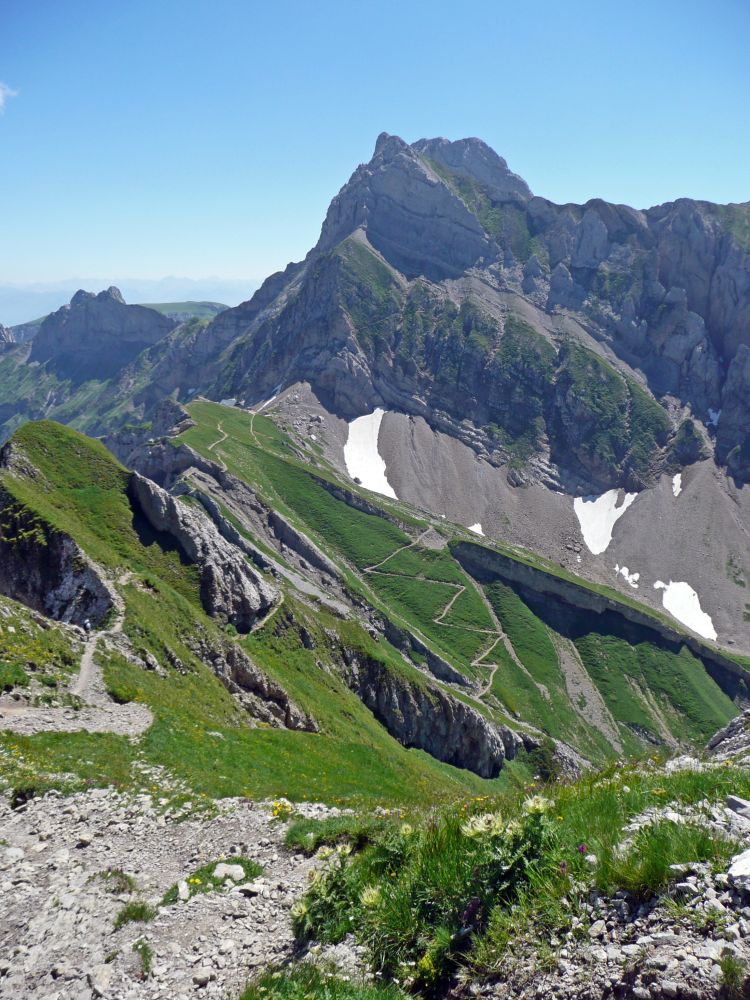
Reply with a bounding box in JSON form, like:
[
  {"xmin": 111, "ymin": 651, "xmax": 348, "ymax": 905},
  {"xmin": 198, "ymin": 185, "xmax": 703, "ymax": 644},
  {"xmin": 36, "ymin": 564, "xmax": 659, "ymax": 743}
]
[{"xmin": 2, "ymin": 6, "xmax": 750, "ymax": 996}]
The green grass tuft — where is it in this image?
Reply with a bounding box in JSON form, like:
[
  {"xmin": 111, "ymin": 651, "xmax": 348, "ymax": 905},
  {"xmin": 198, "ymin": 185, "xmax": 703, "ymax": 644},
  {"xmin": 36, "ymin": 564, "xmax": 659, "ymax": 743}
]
[
  {"xmin": 114, "ymin": 900, "xmax": 156, "ymax": 929},
  {"xmin": 161, "ymin": 857, "xmax": 263, "ymax": 906}
]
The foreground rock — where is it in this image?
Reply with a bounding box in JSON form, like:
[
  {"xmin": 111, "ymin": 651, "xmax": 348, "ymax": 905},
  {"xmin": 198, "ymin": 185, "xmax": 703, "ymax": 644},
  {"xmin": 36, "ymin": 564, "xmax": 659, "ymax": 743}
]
[{"xmin": 0, "ymin": 789, "xmax": 340, "ymax": 999}]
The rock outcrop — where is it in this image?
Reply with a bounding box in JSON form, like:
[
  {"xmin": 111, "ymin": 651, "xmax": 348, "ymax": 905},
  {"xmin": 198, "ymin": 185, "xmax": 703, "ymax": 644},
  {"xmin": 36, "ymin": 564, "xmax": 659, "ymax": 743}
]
[
  {"xmin": 127, "ymin": 471, "xmax": 278, "ymax": 631},
  {"xmin": 0, "ymin": 486, "xmax": 115, "ymax": 627},
  {"xmin": 194, "ymin": 637, "xmax": 316, "ymax": 731},
  {"xmin": 29, "ymin": 287, "xmax": 176, "ymax": 382},
  {"xmin": 337, "ymin": 642, "xmax": 526, "ymax": 778}
]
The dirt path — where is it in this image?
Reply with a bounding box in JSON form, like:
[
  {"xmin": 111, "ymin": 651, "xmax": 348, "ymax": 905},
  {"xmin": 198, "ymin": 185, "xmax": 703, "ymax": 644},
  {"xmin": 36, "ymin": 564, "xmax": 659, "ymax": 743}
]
[
  {"xmin": 0, "ymin": 572, "xmax": 152, "ymax": 738},
  {"xmin": 207, "ymin": 421, "xmax": 229, "ymax": 471}
]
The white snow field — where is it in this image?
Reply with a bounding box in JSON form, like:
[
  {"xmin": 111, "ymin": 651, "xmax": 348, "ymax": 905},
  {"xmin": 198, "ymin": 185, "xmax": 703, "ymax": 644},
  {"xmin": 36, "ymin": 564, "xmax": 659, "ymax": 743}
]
[
  {"xmin": 653, "ymin": 580, "xmax": 717, "ymax": 641},
  {"xmin": 344, "ymin": 408, "xmax": 397, "ymax": 499},
  {"xmin": 615, "ymin": 564, "xmax": 639, "ymax": 589},
  {"xmin": 672, "ymin": 473, "xmax": 683, "ymax": 497},
  {"xmin": 468, "ymin": 523, "xmax": 484, "ymax": 536},
  {"xmin": 573, "ymin": 490, "xmax": 637, "ymax": 555}
]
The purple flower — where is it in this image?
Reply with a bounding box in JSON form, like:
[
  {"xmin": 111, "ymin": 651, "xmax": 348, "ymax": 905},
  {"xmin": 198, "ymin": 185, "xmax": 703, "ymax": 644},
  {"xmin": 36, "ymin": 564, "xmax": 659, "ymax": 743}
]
[
  {"xmin": 577, "ymin": 842, "xmax": 588, "ymax": 854},
  {"xmin": 560, "ymin": 860, "xmax": 568, "ymax": 875},
  {"xmin": 462, "ymin": 896, "xmax": 481, "ymax": 926}
]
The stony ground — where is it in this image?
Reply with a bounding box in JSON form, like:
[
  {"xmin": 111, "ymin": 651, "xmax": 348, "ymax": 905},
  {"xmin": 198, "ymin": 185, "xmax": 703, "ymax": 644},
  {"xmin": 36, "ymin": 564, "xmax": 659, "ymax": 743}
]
[
  {"xmin": 0, "ymin": 789, "xmax": 348, "ymax": 999},
  {"xmin": 483, "ymin": 743, "xmax": 750, "ymax": 1000}
]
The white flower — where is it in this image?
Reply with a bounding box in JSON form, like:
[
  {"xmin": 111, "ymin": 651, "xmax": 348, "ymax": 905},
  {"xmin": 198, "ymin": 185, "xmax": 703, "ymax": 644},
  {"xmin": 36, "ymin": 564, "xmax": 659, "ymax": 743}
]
[
  {"xmin": 461, "ymin": 811, "xmax": 505, "ymax": 838},
  {"xmin": 360, "ymin": 884, "xmax": 382, "ymax": 907},
  {"xmin": 522, "ymin": 795, "xmax": 553, "ymax": 815}
]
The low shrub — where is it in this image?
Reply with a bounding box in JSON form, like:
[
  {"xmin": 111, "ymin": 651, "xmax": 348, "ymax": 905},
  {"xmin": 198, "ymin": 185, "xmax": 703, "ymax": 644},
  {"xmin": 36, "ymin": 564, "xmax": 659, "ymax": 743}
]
[{"xmin": 294, "ymin": 796, "xmax": 558, "ymax": 989}]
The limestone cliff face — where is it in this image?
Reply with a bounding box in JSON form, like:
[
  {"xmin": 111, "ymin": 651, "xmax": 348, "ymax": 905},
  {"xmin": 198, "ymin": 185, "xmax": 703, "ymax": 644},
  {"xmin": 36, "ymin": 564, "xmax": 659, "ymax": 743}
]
[
  {"xmin": 337, "ymin": 643, "xmax": 527, "ymax": 778},
  {"xmin": 29, "ymin": 287, "xmax": 176, "ymax": 382},
  {"xmin": 318, "ymin": 133, "xmax": 498, "ymax": 282},
  {"xmin": 127, "ymin": 471, "xmax": 278, "ymax": 631},
  {"xmin": 0, "ymin": 486, "xmax": 115, "ymax": 627},
  {"xmin": 192, "ymin": 636, "xmax": 317, "ymax": 732}
]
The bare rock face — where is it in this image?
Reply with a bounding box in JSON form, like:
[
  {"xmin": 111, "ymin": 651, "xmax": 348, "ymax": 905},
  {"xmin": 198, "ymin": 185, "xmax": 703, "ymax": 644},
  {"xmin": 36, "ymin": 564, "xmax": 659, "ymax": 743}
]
[
  {"xmin": 127, "ymin": 471, "xmax": 278, "ymax": 630},
  {"xmin": 706, "ymin": 709, "xmax": 750, "ymax": 761},
  {"xmin": 412, "ymin": 135, "xmax": 532, "ymax": 204},
  {"xmin": 337, "ymin": 644, "xmax": 525, "ymax": 778},
  {"xmin": 0, "ymin": 486, "xmax": 115, "ymax": 627},
  {"xmin": 719, "ymin": 344, "xmax": 750, "ymax": 483},
  {"xmin": 194, "ymin": 638, "xmax": 316, "ymax": 731},
  {"xmin": 0, "ymin": 325, "xmax": 14, "ymax": 346},
  {"xmin": 29, "ymin": 287, "xmax": 176, "ymax": 382},
  {"xmin": 317, "ymin": 132, "xmax": 496, "ymax": 281}
]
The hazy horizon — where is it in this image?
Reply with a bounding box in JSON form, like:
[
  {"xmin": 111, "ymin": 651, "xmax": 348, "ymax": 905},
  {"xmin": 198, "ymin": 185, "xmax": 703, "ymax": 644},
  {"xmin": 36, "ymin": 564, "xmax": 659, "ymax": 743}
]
[
  {"xmin": 2, "ymin": 0, "xmax": 748, "ymax": 293},
  {"xmin": 0, "ymin": 277, "xmax": 259, "ymax": 327}
]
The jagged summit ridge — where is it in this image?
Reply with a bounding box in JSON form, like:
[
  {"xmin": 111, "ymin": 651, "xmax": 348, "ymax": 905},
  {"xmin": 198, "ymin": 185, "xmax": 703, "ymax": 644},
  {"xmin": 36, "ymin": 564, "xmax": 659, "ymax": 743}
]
[{"xmin": 317, "ymin": 131, "xmax": 497, "ymax": 281}]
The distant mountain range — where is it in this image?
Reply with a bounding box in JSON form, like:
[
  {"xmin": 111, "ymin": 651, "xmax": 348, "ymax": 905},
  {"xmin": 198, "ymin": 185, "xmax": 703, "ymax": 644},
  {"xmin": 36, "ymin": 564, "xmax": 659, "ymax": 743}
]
[{"xmin": 0, "ymin": 277, "xmax": 255, "ymax": 326}]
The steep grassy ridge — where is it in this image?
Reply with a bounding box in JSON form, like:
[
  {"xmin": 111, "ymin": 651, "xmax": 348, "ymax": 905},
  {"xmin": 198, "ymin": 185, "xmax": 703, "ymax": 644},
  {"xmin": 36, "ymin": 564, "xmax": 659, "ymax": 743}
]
[{"xmin": 0, "ymin": 420, "xmax": 526, "ymax": 805}]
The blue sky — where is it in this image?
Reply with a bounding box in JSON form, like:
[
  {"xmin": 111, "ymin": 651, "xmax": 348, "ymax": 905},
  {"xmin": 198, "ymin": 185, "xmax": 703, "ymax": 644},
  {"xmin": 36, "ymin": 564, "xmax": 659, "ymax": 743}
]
[{"xmin": 1, "ymin": 0, "xmax": 748, "ymax": 290}]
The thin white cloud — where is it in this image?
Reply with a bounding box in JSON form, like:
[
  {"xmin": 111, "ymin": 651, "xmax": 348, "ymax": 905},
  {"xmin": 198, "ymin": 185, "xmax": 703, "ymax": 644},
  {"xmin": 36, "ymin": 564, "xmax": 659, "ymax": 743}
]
[{"xmin": 0, "ymin": 83, "xmax": 18, "ymax": 113}]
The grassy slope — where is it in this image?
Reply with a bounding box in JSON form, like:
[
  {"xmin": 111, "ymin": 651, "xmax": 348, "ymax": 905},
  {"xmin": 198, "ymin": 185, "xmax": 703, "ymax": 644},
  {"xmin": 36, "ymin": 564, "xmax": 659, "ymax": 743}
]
[
  {"xmin": 179, "ymin": 402, "xmax": 738, "ymax": 765},
  {"xmin": 0, "ymin": 595, "xmax": 79, "ymax": 692},
  {"xmin": 0, "ymin": 420, "xmax": 525, "ymax": 805},
  {"xmin": 487, "ymin": 581, "xmax": 735, "ymax": 751}
]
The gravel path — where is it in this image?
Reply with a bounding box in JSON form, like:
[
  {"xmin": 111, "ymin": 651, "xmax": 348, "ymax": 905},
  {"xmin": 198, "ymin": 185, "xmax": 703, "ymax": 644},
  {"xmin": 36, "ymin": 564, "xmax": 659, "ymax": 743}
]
[
  {"xmin": 0, "ymin": 573, "xmax": 152, "ymax": 739},
  {"xmin": 0, "ymin": 789, "xmax": 345, "ymax": 999}
]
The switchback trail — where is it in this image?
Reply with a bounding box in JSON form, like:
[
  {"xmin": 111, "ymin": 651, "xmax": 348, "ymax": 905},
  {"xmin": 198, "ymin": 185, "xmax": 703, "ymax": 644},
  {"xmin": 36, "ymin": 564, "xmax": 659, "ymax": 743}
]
[
  {"xmin": 362, "ymin": 529, "xmax": 509, "ymax": 701},
  {"xmin": 207, "ymin": 421, "xmax": 228, "ymax": 471}
]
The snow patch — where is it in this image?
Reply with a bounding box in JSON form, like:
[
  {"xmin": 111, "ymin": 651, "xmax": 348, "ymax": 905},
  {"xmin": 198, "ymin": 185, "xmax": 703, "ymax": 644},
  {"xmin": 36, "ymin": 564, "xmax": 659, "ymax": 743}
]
[
  {"xmin": 344, "ymin": 408, "xmax": 397, "ymax": 499},
  {"xmin": 653, "ymin": 580, "xmax": 717, "ymax": 641},
  {"xmin": 257, "ymin": 384, "xmax": 283, "ymax": 412},
  {"xmin": 615, "ymin": 564, "xmax": 640, "ymax": 589},
  {"xmin": 708, "ymin": 408, "xmax": 721, "ymax": 427},
  {"xmin": 573, "ymin": 490, "xmax": 637, "ymax": 555},
  {"xmin": 672, "ymin": 473, "xmax": 683, "ymax": 497},
  {"xmin": 468, "ymin": 523, "xmax": 484, "ymax": 536}
]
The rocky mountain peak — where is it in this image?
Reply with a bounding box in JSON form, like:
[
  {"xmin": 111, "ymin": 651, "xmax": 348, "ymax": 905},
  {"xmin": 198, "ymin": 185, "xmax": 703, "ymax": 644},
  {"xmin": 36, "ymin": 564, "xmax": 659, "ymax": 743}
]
[
  {"xmin": 29, "ymin": 287, "xmax": 177, "ymax": 382},
  {"xmin": 316, "ymin": 133, "xmax": 496, "ymax": 281},
  {"xmin": 70, "ymin": 285, "xmax": 126, "ymax": 308},
  {"xmin": 373, "ymin": 130, "xmax": 411, "ymax": 160},
  {"xmin": 412, "ymin": 135, "xmax": 533, "ymax": 203}
]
